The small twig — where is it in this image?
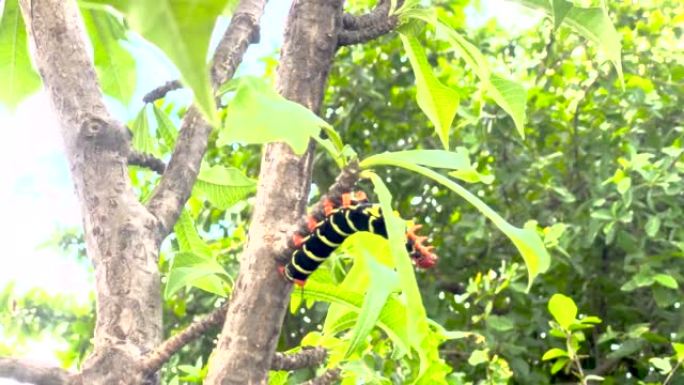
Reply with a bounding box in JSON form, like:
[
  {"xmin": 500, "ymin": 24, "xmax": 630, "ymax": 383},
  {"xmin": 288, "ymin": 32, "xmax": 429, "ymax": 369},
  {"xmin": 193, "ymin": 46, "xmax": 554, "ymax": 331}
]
[
  {"xmin": 140, "ymin": 302, "xmax": 229, "ymax": 374},
  {"xmin": 338, "ymin": 0, "xmax": 399, "ymax": 46},
  {"xmin": 142, "ymin": 80, "xmax": 182, "ymax": 104},
  {"xmin": 0, "ymin": 357, "xmax": 75, "ymax": 385},
  {"xmin": 271, "ymin": 347, "xmax": 327, "ymax": 371},
  {"xmin": 128, "ymin": 151, "xmax": 166, "ymax": 174},
  {"xmin": 300, "ymin": 368, "xmax": 341, "ymax": 385}
]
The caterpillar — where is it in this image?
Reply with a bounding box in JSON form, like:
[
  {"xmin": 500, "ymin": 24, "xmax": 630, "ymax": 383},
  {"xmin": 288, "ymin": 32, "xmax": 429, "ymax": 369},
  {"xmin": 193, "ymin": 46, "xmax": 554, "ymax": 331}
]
[{"xmin": 280, "ymin": 191, "xmax": 438, "ymax": 286}]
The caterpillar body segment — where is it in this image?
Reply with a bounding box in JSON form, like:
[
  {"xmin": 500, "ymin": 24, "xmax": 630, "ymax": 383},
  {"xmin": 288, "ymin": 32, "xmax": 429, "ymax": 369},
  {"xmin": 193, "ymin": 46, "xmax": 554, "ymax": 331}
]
[{"xmin": 282, "ymin": 192, "xmax": 437, "ymax": 286}]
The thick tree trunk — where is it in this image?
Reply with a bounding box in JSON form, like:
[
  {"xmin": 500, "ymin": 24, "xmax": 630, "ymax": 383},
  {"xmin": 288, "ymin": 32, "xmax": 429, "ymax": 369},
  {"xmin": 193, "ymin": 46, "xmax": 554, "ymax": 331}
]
[
  {"xmin": 19, "ymin": 1, "xmax": 163, "ymax": 383},
  {"xmin": 205, "ymin": 1, "xmax": 344, "ymax": 384}
]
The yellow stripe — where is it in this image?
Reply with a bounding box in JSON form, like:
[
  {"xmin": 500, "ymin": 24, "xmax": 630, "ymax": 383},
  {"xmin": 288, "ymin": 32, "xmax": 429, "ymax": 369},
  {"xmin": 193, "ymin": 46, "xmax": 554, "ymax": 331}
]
[
  {"xmin": 329, "ymin": 215, "xmax": 352, "ymax": 237},
  {"xmin": 368, "ymin": 216, "xmax": 375, "ymax": 233},
  {"xmin": 302, "ymin": 244, "xmax": 327, "ymax": 262},
  {"xmin": 292, "ymin": 258, "xmax": 313, "ymax": 274},
  {"xmin": 316, "ymin": 229, "xmax": 340, "ymax": 247},
  {"xmin": 345, "ymin": 210, "xmax": 360, "ymax": 232}
]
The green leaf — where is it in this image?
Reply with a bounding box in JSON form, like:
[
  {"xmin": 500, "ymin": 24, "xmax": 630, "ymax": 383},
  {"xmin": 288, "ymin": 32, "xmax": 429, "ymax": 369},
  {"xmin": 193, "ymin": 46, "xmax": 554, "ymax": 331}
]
[
  {"xmin": 406, "ymin": 14, "xmax": 529, "ymax": 139},
  {"xmin": 486, "ymin": 315, "xmax": 515, "ymax": 332},
  {"xmin": 297, "ymin": 275, "xmax": 411, "ymax": 356},
  {"xmin": 649, "ymin": 357, "xmax": 672, "ymax": 374},
  {"xmin": 367, "ymin": 172, "xmax": 435, "ymax": 380},
  {"xmin": 542, "ymin": 348, "xmax": 569, "ymax": 361},
  {"xmin": 366, "ymin": 149, "xmax": 470, "ymax": 170},
  {"xmin": 467, "ymin": 349, "xmax": 489, "ymax": 366},
  {"xmin": 102, "ymin": 0, "xmax": 227, "ymax": 124},
  {"xmin": 130, "ymin": 106, "xmax": 158, "ymax": 156},
  {"xmin": 399, "ymin": 34, "xmax": 459, "ymax": 149},
  {"xmin": 673, "ymin": 342, "xmax": 684, "ymax": 362},
  {"xmin": 486, "ymin": 74, "xmax": 527, "ymax": 138},
  {"xmin": 548, "ymin": 294, "xmax": 577, "ymax": 329},
  {"xmin": 165, "ymin": 251, "xmax": 229, "ymax": 298},
  {"xmin": 194, "ymin": 164, "xmax": 256, "ymax": 210},
  {"xmin": 217, "ymin": 76, "xmax": 331, "ymax": 155},
  {"xmin": 81, "ymin": 7, "xmax": 135, "ymax": 103},
  {"xmin": 645, "ymin": 216, "xmax": 661, "ymax": 237},
  {"xmin": 513, "ymin": 0, "xmax": 623, "ymax": 85},
  {"xmin": 0, "ymin": 0, "xmax": 41, "ymax": 108},
  {"xmin": 152, "ymin": 104, "xmax": 178, "ymax": 152},
  {"xmin": 550, "ymin": 357, "xmax": 569, "ymax": 374},
  {"xmin": 174, "ymin": 209, "xmax": 211, "ymax": 257},
  {"xmin": 551, "ymin": 0, "xmax": 573, "ymax": 30},
  {"xmin": 360, "ymin": 156, "xmax": 551, "ymax": 289},
  {"xmin": 654, "ymin": 274, "xmax": 678, "ymax": 289},
  {"xmin": 345, "ymin": 255, "xmax": 398, "ymax": 358}
]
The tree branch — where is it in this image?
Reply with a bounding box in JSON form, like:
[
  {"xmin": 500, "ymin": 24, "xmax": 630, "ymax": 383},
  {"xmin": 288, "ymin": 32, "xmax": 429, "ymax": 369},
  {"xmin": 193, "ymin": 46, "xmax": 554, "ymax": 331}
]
[
  {"xmin": 338, "ymin": 0, "xmax": 399, "ymax": 46},
  {"xmin": 0, "ymin": 357, "xmax": 75, "ymax": 385},
  {"xmin": 145, "ymin": 0, "xmax": 267, "ymax": 236},
  {"xmin": 128, "ymin": 151, "xmax": 166, "ymax": 174},
  {"xmin": 271, "ymin": 347, "xmax": 327, "ymax": 371},
  {"xmin": 142, "ymin": 80, "xmax": 182, "ymax": 104},
  {"xmin": 204, "ymin": 1, "xmax": 344, "ymax": 383},
  {"xmin": 141, "ymin": 305, "xmax": 327, "ymax": 374},
  {"xmin": 139, "ymin": 303, "xmax": 229, "ymax": 374},
  {"xmin": 301, "ymin": 368, "xmax": 341, "ymax": 385}
]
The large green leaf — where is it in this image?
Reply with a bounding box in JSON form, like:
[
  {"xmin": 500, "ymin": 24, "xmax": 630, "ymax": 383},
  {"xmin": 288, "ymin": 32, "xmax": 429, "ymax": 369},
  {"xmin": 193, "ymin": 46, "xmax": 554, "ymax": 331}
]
[
  {"xmin": 400, "ymin": 34, "xmax": 459, "ymax": 149},
  {"xmin": 296, "ymin": 272, "xmax": 411, "ymax": 356},
  {"xmin": 217, "ymin": 76, "xmax": 332, "ymax": 155},
  {"xmin": 96, "ymin": 0, "xmax": 227, "ymax": 124},
  {"xmin": 360, "ymin": 155, "xmax": 551, "ymax": 290},
  {"xmin": 345, "ymin": 254, "xmax": 398, "ymax": 358},
  {"xmin": 0, "ymin": 0, "xmax": 41, "ymax": 108},
  {"xmin": 81, "ymin": 6, "xmax": 136, "ymax": 103},
  {"xmin": 165, "ymin": 251, "xmax": 229, "ymax": 298},
  {"xmin": 512, "ymin": 0, "xmax": 623, "ymax": 85},
  {"xmin": 486, "ymin": 74, "xmax": 527, "ymax": 138},
  {"xmin": 193, "ymin": 164, "xmax": 256, "ymax": 210},
  {"xmin": 367, "ymin": 149, "xmax": 469, "ymax": 170}
]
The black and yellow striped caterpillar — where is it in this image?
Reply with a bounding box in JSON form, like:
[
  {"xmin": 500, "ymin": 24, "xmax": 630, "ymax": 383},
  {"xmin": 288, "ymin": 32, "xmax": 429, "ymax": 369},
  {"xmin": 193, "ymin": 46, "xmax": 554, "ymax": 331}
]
[{"xmin": 280, "ymin": 191, "xmax": 438, "ymax": 286}]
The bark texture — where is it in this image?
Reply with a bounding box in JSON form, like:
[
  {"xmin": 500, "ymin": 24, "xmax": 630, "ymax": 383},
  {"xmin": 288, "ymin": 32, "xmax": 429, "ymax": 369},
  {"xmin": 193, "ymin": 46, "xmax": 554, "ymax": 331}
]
[
  {"xmin": 20, "ymin": 1, "xmax": 161, "ymax": 383},
  {"xmin": 204, "ymin": 1, "xmax": 345, "ymax": 384},
  {"xmin": 13, "ymin": 0, "xmax": 267, "ymax": 384}
]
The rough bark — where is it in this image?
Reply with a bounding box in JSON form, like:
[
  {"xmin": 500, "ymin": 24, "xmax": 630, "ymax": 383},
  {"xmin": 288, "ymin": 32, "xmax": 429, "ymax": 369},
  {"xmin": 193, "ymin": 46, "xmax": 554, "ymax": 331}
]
[
  {"xmin": 19, "ymin": 1, "xmax": 162, "ymax": 383},
  {"xmin": 12, "ymin": 1, "xmax": 268, "ymax": 384},
  {"xmin": 204, "ymin": 1, "xmax": 344, "ymax": 384}
]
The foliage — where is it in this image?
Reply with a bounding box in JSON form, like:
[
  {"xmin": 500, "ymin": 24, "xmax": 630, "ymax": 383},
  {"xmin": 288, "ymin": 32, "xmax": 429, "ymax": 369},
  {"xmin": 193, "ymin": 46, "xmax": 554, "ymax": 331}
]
[{"xmin": 1, "ymin": 0, "xmax": 683, "ymax": 384}]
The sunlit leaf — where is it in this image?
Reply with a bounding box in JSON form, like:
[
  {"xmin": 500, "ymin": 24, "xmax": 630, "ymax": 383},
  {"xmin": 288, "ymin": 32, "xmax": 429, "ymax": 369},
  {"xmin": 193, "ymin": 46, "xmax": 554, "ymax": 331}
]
[
  {"xmin": 487, "ymin": 74, "xmax": 527, "ymax": 138},
  {"xmin": 81, "ymin": 6, "xmax": 136, "ymax": 103},
  {"xmin": 400, "ymin": 34, "xmax": 459, "ymax": 149},
  {"xmin": 551, "ymin": 0, "xmax": 573, "ymax": 30},
  {"xmin": 542, "ymin": 348, "xmax": 569, "ymax": 361},
  {"xmin": 174, "ymin": 209, "xmax": 211, "ymax": 258},
  {"xmin": 165, "ymin": 251, "xmax": 229, "ymax": 298},
  {"xmin": 130, "ymin": 106, "xmax": 158, "ymax": 156},
  {"xmin": 217, "ymin": 76, "xmax": 332, "ymax": 155},
  {"xmin": 0, "ymin": 0, "xmax": 41, "ymax": 108},
  {"xmin": 548, "ymin": 293, "xmax": 577, "ymax": 329},
  {"xmin": 96, "ymin": 0, "xmax": 227, "ymax": 124},
  {"xmin": 360, "ymin": 155, "xmax": 551, "ymax": 289},
  {"xmin": 194, "ymin": 164, "xmax": 256, "ymax": 210}
]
